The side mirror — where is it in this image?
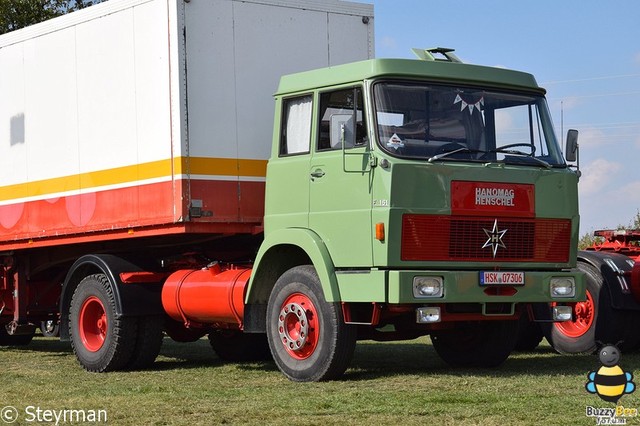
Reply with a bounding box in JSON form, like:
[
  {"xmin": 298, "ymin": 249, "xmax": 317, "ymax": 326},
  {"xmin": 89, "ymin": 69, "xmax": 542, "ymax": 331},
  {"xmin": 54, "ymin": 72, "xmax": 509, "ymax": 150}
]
[
  {"xmin": 330, "ymin": 114, "xmax": 354, "ymax": 149},
  {"xmin": 565, "ymin": 129, "xmax": 579, "ymax": 162}
]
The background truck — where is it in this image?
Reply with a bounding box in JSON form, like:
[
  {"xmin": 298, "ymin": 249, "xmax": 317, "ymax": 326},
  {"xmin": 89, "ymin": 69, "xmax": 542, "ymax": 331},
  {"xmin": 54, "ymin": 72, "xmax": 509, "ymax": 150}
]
[
  {"xmin": 539, "ymin": 229, "xmax": 640, "ymax": 353},
  {"xmin": 1, "ymin": 0, "xmax": 584, "ymax": 382}
]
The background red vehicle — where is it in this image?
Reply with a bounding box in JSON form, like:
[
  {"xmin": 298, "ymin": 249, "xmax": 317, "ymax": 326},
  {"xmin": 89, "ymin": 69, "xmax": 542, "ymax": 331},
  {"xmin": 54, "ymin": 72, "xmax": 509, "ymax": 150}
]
[{"xmin": 538, "ymin": 229, "xmax": 640, "ymax": 353}]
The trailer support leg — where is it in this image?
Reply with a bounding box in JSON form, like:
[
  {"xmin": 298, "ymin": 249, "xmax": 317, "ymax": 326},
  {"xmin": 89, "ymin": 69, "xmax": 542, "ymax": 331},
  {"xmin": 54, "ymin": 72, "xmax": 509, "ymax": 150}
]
[{"xmin": 6, "ymin": 263, "xmax": 35, "ymax": 336}]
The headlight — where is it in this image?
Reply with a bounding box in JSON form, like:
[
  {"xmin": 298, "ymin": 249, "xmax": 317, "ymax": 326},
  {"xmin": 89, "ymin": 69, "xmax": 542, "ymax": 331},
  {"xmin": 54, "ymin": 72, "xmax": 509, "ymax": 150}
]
[
  {"xmin": 413, "ymin": 276, "xmax": 443, "ymax": 298},
  {"xmin": 550, "ymin": 277, "xmax": 575, "ymax": 298}
]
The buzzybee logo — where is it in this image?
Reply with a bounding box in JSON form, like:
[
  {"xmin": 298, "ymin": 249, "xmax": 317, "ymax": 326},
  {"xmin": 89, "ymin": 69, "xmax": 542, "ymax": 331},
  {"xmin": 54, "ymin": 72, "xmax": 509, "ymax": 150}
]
[
  {"xmin": 586, "ymin": 344, "xmax": 635, "ymax": 403},
  {"xmin": 584, "ymin": 343, "xmax": 638, "ymax": 425}
]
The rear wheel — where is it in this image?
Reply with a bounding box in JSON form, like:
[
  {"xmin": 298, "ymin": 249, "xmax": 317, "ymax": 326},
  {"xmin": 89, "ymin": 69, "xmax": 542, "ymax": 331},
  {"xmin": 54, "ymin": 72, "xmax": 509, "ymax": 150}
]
[
  {"xmin": 266, "ymin": 265, "xmax": 356, "ymax": 382},
  {"xmin": 126, "ymin": 315, "xmax": 164, "ymax": 370},
  {"xmin": 69, "ymin": 274, "xmax": 137, "ymax": 372},
  {"xmin": 164, "ymin": 318, "xmax": 206, "ymax": 343},
  {"xmin": 431, "ymin": 320, "xmax": 519, "ymax": 367},
  {"xmin": 208, "ymin": 330, "xmax": 271, "ymax": 362},
  {"xmin": 0, "ymin": 326, "xmax": 34, "ymax": 346}
]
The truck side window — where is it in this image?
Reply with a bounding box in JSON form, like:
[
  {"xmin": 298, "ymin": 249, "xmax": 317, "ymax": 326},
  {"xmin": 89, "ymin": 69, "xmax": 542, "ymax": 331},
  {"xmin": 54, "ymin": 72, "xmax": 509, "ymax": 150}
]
[
  {"xmin": 318, "ymin": 87, "xmax": 367, "ymax": 151},
  {"xmin": 280, "ymin": 95, "xmax": 313, "ymax": 155}
]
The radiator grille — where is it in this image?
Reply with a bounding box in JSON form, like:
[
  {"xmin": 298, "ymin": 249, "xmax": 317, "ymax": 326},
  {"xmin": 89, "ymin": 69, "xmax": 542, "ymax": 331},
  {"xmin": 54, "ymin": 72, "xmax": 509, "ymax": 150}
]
[{"xmin": 401, "ymin": 214, "xmax": 571, "ymax": 262}]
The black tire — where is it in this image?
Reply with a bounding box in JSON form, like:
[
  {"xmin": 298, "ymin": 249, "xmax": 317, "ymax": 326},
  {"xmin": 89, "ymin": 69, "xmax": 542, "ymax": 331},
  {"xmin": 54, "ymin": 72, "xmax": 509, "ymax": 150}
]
[
  {"xmin": 208, "ymin": 330, "xmax": 271, "ymax": 362},
  {"xmin": 164, "ymin": 318, "xmax": 207, "ymax": 343},
  {"xmin": 514, "ymin": 312, "xmax": 544, "ymax": 351},
  {"xmin": 266, "ymin": 265, "xmax": 356, "ymax": 382},
  {"xmin": 69, "ymin": 274, "xmax": 137, "ymax": 372},
  {"xmin": 40, "ymin": 320, "xmax": 60, "ymax": 338},
  {"xmin": 544, "ymin": 262, "xmax": 640, "ymax": 353},
  {"xmin": 431, "ymin": 320, "xmax": 519, "ymax": 367},
  {"xmin": 126, "ymin": 315, "xmax": 164, "ymax": 370},
  {"xmin": 0, "ymin": 326, "xmax": 35, "ymax": 346},
  {"xmin": 627, "ymin": 311, "xmax": 640, "ymax": 351},
  {"xmin": 593, "ymin": 269, "xmax": 640, "ymax": 351}
]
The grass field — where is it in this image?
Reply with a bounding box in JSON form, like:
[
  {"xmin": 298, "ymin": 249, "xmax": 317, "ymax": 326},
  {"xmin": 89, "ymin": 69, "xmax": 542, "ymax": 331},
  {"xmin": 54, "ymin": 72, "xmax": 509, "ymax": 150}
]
[{"xmin": 2, "ymin": 335, "xmax": 639, "ymax": 425}]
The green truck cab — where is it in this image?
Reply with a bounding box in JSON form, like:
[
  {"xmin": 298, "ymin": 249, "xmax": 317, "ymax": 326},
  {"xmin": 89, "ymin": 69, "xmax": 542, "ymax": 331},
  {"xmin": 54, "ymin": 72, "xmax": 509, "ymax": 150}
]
[{"xmin": 246, "ymin": 48, "xmax": 584, "ymax": 382}]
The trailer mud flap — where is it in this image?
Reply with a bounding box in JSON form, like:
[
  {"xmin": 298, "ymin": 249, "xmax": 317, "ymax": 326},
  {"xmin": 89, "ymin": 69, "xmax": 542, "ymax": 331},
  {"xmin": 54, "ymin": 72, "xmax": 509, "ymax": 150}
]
[{"xmin": 579, "ymin": 251, "xmax": 640, "ymax": 311}]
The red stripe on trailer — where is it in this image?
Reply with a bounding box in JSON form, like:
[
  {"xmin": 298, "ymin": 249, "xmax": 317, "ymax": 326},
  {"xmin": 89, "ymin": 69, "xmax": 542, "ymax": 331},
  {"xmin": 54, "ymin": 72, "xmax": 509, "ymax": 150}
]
[{"xmin": 0, "ymin": 178, "xmax": 265, "ymax": 250}]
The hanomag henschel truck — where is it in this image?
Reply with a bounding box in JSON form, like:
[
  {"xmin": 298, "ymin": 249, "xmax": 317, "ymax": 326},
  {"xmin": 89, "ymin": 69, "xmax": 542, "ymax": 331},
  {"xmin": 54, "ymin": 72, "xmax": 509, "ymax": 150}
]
[{"xmin": 0, "ymin": 1, "xmax": 584, "ymax": 382}]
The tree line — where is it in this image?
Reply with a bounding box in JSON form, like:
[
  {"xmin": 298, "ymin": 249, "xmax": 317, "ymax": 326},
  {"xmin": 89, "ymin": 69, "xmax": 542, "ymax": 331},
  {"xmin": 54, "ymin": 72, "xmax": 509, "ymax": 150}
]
[{"xmin": 0, "ymin": 0, "xmax": 103, "ymax": 35}]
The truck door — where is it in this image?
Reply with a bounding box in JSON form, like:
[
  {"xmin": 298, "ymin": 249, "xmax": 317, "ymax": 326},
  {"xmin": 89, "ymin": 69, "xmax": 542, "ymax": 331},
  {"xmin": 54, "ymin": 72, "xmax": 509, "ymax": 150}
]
[{"xmin": 309, "ymin": 86, "xmax": 373, "ymax": 267}]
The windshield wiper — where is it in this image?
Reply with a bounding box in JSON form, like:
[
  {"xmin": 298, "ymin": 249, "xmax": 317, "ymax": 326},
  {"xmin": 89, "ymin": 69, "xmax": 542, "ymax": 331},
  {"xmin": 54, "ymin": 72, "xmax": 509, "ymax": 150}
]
[
  {"xmin": 427, "ymin": 147, "xmax": 474, "ymax": 162},
  {"xmin": 490, "ymin": 148, "xmax": 551, "ymax": 168}
]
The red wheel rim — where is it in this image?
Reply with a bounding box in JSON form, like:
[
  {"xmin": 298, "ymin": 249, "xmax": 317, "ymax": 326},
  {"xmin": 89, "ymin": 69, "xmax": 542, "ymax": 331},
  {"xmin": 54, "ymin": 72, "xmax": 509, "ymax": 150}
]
[
  {"xmin": 553, "ymin": 289, "xmax": 595, "ymax": 338},
  {"xmin": 79, "ymin": 296, "xmax": 107, "ymax": 352},
  {"xmin": 277, "ymin": 293, "xmax": 319, "ymax": 360}
]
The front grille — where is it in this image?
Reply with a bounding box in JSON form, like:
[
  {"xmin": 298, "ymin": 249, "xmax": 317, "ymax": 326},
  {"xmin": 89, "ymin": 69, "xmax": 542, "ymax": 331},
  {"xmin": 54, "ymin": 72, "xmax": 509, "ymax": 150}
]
[{"xmin": 401, "ymin": 214, "xmax": 571, "ymax": 262}]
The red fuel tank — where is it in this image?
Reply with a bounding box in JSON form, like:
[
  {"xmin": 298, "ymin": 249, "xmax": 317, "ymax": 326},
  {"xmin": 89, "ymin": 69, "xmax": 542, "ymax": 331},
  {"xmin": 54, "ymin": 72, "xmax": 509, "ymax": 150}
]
[{"xmin": 162, "ymin": 263, "xmax": 251, "ymax": 327}]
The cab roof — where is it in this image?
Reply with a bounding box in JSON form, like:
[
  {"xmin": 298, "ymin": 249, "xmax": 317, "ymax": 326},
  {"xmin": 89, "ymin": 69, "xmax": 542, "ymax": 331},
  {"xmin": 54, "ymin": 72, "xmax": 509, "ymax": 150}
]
[{"xmin": 276, "ymin": 57, "xmax": 544, "ymax": 96}]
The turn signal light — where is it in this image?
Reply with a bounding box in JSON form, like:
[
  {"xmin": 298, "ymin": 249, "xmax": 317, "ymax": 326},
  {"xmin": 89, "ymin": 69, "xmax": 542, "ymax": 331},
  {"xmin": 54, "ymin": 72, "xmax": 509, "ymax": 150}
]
[
  {"xmin": 375, "ymin": 223, "xmax": 385, "ymax": 241},
  {"xmin": 416, "ymin": 307, "xmax": 441, "ymax": 323},
  {"xmin": 553, "ymin": 305, "xmax": 573, "ymax": 322}
]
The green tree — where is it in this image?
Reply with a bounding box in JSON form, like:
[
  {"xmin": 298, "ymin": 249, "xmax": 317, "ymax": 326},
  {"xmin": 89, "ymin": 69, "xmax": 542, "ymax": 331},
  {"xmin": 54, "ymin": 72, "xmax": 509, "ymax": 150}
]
[
  {"xmin": 633, "ymin": 210, "xmax": 640, "ymax": 229},
  {"xmin": 578, "ymin": 231, "xmax": 600, "ymax": 250},
  {"xmin": 0, "ymin": 0, "xmax": 101, "ymax": 35}
]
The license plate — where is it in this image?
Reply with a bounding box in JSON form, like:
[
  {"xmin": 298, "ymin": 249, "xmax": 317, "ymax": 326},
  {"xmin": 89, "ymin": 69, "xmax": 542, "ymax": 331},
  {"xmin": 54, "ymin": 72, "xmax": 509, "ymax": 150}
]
[{"xmin": 480, "ymin": 271, "xmax": 525, "ymax": 285}]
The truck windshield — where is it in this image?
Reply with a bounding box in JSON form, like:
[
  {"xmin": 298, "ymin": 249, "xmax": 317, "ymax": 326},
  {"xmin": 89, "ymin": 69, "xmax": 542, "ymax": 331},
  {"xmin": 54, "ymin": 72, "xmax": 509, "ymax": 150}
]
[{"xmin": 373, "ymin": 82, "xmax": 565, "ymax": 167}]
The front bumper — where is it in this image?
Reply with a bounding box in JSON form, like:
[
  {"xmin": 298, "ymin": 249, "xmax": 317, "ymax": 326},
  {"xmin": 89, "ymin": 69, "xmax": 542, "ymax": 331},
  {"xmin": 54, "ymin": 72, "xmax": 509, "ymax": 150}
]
[{"xmin": 336, "ymin": 269, "xmax": 585, "ymax": 305}]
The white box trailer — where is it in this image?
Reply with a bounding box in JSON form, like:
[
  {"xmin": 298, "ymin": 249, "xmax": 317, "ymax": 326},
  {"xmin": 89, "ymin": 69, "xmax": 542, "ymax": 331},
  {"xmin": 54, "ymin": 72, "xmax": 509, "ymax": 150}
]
[{"xmin": 0, "ymin": 0, "xmax": 374, "ymax": 248}]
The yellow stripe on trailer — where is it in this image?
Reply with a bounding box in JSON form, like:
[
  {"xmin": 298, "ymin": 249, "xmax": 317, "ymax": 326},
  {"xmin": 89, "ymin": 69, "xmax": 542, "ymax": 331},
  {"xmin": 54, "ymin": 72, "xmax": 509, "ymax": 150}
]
[{"xmin": 0, "ymin": 157, "xmax": 267, "ymax": 203}]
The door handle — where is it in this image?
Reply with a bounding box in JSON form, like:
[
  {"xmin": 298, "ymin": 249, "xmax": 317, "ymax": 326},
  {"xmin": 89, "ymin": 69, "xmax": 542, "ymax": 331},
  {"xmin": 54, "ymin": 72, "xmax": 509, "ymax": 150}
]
[{"xmin": 310, "ymin": 169, "xmax": 325, "ymax": 179}]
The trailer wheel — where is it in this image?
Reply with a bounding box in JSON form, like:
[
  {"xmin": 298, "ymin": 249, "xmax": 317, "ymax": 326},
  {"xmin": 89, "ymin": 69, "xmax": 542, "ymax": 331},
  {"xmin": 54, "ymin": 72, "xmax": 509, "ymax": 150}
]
[
  {"xmin": 40, "ymin": 320, "xmax": 60, "ymax": 338},
  {"xmin": 69, "ymin": 274, "xmax": 137, "ymax": 372},
  {"xmin": 266, "ymin": 265, "xmax": 356, "ymax": 382},
  {"xmin": 0, "ymin": 326, "xmax": 35, "ymax": 346},
  {"xmin": 545, "ymin": 261, "xmax": 640, "ymax": 353},
  {"xmin": 208, "ymin": 330, "xmax": 271, "ymax": 362},
  {"xmin": 431, "ymin": 320, "xmax": 519, "ymax": 367},
  {"xmin": 126, "ymin": 315, "xmax": 164, "ymax": 370}
]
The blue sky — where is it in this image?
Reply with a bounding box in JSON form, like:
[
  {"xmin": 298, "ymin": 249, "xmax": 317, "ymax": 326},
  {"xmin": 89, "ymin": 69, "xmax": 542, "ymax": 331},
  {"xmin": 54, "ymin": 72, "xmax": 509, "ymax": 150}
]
[{"xmin": 365, "ymin": 0, "xmax": 640, "ymax": 234}]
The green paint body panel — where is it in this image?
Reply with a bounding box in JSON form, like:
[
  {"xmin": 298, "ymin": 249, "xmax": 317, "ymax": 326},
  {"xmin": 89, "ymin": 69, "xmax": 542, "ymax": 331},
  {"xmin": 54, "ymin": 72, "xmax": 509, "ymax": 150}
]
[
  {"xmin": 251, "ymin": 227, "xmax": 340, "ymax": 302},
  {"xmin": 247, "ymin": 56, "xmax": 584, "ymax": 310},
  {"xmin": 336, "ymin": 270, "xmax": 387, "ymax": 303}
]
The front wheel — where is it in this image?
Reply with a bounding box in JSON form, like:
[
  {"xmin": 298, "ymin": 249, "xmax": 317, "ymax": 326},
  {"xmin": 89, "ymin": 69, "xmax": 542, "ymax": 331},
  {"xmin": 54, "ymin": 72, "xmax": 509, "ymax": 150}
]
[
  {"xmin": 266, "ymin": 265, "xmax": 356, "ymax": 382},
  {"xmin": 514, "ymin": 312, "xmax": 543, "ymax": 352},
  {"xmin": 431, "ymin": 320, "xmax": 519, "ymax": 367}
]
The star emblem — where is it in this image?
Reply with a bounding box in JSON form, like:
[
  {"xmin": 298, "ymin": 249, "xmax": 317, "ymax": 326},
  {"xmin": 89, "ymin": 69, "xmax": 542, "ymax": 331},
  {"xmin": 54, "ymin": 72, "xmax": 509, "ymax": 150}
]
[{"xmin": 482, "ymin": 219, "xmax": 507, "ymax": 258}]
